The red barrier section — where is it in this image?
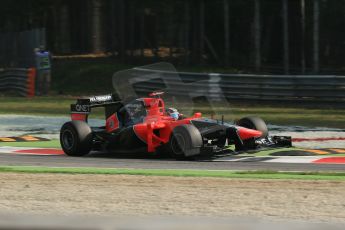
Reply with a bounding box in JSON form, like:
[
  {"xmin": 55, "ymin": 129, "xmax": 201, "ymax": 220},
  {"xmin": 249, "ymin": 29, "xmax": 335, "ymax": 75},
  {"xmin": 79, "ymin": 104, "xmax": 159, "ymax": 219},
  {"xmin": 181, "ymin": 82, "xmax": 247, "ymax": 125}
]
[
  {"xmin": 27, "ymin": 68, "xmax": 36, "ymax": 97},
  {"xmin": 313, "ymin": 157, "xmax": 345, "ymax": 164}
]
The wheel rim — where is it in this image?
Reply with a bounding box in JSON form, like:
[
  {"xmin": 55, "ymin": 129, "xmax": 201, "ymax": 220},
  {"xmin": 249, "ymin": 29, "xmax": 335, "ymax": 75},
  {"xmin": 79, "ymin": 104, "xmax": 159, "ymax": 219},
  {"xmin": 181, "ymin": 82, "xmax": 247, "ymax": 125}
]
[
  {"xmin": 62, "ymin": 129, "xmax": 74, "ymax": 150},
  {"xmin": 171, "ymin": 133, "xmax": 186, "ymax": 155}
]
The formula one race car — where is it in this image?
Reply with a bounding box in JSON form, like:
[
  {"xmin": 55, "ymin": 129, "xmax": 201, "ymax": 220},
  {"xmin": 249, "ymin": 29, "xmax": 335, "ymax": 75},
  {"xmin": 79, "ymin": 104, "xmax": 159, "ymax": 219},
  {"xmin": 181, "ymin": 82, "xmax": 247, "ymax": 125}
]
[{"xmin": 60, "ymin": 92, "xmax": 291, "ymax": 159}]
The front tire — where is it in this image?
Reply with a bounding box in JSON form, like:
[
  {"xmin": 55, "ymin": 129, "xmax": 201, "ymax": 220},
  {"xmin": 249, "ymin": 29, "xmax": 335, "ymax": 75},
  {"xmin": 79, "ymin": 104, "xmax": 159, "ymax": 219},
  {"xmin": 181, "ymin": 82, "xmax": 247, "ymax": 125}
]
[
  {"xmin": 236, "ymin": 116, "xmax": 268, "ymax": 138},
  {"xmin": 60, "ymin": 121, "xmax": 93, "ymax": 156},
  {"xmin": 168, "ymin": 124, "xmax": 203, "ymax": 159}
]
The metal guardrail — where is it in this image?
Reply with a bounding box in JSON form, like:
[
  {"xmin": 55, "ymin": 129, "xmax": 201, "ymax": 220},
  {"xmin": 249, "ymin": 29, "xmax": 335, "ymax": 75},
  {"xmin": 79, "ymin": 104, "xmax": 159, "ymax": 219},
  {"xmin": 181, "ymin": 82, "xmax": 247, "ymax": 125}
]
[
  {"xmin": 0, "ymin": 68, "xmax": 36, "ymax": 97},
  {"xmin": 130, "ymin": 69, "xmax": 345, "ymax": 104}
]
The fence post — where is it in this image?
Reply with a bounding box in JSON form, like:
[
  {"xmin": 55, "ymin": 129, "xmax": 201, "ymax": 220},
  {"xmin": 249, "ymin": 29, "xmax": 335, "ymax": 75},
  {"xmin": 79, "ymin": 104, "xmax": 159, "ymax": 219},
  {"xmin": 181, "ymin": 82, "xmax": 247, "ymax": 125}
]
[{"xmin": 27, "ymin": 68, "xmax": 36, "ymax": 98}]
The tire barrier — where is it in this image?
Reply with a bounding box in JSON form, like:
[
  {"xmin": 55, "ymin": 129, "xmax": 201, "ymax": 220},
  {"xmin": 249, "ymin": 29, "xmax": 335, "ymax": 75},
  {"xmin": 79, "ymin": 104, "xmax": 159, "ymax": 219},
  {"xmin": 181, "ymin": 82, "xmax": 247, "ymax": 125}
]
[
  {"xmin": 0, "ymin": 68, "xmax": 36, "ymax": 97},
  {"xmin": 129, "ymin": 68, "xmax": 345, "ymax": 105}
]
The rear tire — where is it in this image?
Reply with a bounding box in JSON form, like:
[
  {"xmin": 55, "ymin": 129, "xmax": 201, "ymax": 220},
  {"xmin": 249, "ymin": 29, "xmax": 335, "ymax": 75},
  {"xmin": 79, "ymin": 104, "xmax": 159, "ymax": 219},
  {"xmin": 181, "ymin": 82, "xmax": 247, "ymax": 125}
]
[
  {"xmin": 168, "ymin": 124, "xmax": 203, "ymax": 160},
  {"xmin": 236, "ymin": 116, "xmax": 268, "ymax": 138},
  {"xmin": 60, "ymin": 121, "xmax": 93, "ymax": 156}
]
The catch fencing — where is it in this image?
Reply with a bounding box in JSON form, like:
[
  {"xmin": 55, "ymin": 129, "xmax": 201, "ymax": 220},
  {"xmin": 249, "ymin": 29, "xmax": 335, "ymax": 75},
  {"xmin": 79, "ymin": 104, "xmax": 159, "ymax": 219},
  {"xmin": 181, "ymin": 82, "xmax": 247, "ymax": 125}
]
[
  {"xmin": 0, "ymin": 68, "xmax": 36, "ymax": 97},
  {"xmin": 130, "ymin": 69, "xmax": 345, "ymax": 105}
]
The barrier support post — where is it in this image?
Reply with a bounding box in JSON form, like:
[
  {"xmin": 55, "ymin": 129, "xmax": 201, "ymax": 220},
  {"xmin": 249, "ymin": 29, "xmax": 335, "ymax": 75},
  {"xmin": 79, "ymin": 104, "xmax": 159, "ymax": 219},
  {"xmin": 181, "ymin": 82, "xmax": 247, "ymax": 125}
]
[{"xmin": 27, "ymin": 68, "xmax": 36, "ymax": 98}]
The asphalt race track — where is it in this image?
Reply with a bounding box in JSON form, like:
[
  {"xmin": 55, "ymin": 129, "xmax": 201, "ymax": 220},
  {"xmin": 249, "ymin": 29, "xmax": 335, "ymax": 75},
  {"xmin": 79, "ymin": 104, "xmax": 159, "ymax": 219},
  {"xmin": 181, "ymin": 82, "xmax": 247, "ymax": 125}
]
[
  {"xmin": 1, "ymin": 115, "xmax": 344, "ymax": 172},
  {"xmin": 0, "ymin": 151, "xmax": 345, "ymax": 172}
]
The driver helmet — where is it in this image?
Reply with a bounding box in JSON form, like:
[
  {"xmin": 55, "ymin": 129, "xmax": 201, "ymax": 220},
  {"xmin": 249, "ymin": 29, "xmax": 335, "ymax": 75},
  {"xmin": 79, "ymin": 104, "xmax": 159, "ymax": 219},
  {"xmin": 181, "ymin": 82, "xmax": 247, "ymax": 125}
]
[{"xmin": 167, "ymin": 108, "xmax": 180, "ymax": 120}]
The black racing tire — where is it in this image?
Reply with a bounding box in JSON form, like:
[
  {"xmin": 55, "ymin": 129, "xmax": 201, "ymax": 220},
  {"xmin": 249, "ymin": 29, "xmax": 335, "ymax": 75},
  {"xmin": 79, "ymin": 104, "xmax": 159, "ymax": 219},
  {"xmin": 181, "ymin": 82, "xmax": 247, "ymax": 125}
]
[
  {"xmin": 236, "ymin": 116, "xmax": 268, "ymax": 138},
  {"xmin": 60, "ymin": 121, "xmax": 93, "ymax": 156},
  {"xmin": 168, "ymin": 124, "xmax": 203, "ymax": 160}
]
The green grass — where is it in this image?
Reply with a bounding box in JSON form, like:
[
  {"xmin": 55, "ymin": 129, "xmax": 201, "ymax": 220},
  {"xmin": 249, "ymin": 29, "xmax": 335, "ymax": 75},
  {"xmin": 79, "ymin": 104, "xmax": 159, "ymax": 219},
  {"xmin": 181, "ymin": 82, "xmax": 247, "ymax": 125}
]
[
  {"xmin": 0, "ymin": 166, "xmax": 344, "ymax": 180},
  {"xmin": 0, "ymin": 96, "xmax": 344, "ymax": 128},
  {"xmin": 0, "ymin": 97, "xmax": 104, "ymax": 118},
  {"xmin": 0, "ymin": 140, "xmax": 60, "ymax": 148},
  {"xmin": 0, "ymin": 97, "xmax": 73, "ymax": 116},
  {"xmin": 184, "ymin": 105, "xmax": 345, "ymax": 128}
]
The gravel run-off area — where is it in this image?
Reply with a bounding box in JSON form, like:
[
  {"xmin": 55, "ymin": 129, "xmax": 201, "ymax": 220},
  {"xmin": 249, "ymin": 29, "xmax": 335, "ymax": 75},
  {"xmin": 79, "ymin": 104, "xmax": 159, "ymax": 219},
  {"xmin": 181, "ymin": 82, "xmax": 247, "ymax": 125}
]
[{"xmin": 0, "ymin": 173, "xmax": 345, "ymax": 223}]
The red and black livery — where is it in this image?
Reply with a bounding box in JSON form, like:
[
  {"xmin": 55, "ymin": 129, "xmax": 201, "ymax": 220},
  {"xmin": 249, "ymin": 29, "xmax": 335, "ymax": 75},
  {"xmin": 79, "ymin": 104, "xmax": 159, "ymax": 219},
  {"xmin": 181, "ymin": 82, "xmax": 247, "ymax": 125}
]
[{"xmin": 60, "ymin": 92, "xmax": 291, "ymax": 159}]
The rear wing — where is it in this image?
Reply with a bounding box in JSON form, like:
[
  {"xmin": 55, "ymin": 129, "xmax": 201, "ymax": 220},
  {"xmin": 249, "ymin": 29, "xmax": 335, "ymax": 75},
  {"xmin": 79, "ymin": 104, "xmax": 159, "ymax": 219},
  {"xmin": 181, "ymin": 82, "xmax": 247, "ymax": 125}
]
[{"xmin": 70, "ymin": 94, "xmax": 122, "ymax": 121}]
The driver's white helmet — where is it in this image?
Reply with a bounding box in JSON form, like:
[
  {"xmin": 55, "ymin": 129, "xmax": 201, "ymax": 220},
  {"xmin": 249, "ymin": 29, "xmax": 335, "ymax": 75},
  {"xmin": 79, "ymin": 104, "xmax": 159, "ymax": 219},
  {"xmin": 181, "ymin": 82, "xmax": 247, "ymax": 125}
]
[{"xmin": 167, "ymin": 108, "xmax": 179, "ymax": 120}]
